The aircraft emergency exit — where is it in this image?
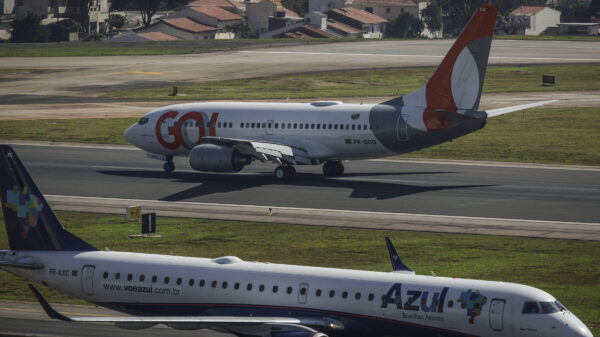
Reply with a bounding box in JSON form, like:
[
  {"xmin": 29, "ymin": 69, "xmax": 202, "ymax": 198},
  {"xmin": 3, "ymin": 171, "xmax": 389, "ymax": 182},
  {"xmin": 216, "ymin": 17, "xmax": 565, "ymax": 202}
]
[
  {"xmin": 0, "ymin": 145, "xmax": 593, "ymax": 337},
  {"xmin": 124, "ymin": 5, "xmax": 555, "ymax": 180}
]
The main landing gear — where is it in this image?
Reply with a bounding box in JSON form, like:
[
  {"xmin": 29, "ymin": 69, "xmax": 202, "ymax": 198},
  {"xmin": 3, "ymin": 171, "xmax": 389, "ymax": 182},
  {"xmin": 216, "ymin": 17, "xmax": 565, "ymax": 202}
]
[
  {"xmin": 163, "ymin": 155, "xmax": 175, "ymax": 172},
  {"xmin": 322, "ymin": 161, "xmax": 344, "ymax": 177},
  {"xmin": 274, "ymin": 165, "xmax": 296, "ymax": 180}
]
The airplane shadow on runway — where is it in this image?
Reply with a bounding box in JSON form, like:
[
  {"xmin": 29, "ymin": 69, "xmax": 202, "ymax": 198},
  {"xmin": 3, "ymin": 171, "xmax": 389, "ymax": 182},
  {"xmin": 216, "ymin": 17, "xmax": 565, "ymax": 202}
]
[{"xmin": 97, "ymin": 170, "xmax": 493, "ymax": 201}]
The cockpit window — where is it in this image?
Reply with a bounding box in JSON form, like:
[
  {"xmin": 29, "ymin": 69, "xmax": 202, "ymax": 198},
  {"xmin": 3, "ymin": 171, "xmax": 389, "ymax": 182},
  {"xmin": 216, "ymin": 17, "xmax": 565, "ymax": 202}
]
[
  {"xmin": 540, "ymin": 301, "xmax": 561, "ymax": 314},
  {"xmin": 522, "ymin": 301, "xmax": 540, "ymax": 314},
  {"xmin": 138, "ymin": 117, "xmax": 149, "ymax": 125},
  {"xmin": 554, "ymin": 300, "xmax": 568, "ymax": 312}
]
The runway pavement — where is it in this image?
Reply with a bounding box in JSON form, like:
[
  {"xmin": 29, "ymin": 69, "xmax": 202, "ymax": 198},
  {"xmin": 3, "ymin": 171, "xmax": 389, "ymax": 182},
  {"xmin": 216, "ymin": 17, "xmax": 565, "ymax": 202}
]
[
  {"xmin": 4, "ymin": 142, "xmax": 599, "ymax": 240},
  {"xmin": 1, "ymin": 39, "xmax": 599, "ymax": 105}
]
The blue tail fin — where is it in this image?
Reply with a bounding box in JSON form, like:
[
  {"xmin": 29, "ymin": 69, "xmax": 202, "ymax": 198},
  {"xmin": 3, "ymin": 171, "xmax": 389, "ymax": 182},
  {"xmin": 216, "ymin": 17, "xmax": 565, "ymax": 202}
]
[
  {"xmin": 385, "ymin": 237, "xmax": 414, "ymax": 273},
  {"xmin": 0, "ymin": 145, "xmax": 96, "ymax": 251}
]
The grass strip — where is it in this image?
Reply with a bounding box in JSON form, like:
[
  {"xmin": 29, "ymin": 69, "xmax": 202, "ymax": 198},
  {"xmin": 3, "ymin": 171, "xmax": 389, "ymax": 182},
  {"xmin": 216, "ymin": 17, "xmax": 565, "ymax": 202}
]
[
  {"xmin": 0, "ymin": 210, "xmax": 598, "ymax": 335},
  {"xmin": 0, "ymin": 39, "xmax": 355, "ymax": 57},
  {"xmin": 103, "ymin": 64, "xmax": 600, "ymax": 100},
  {"xmin": 1, "ymin": 107, "xmax": 598, "ymax": 165}
]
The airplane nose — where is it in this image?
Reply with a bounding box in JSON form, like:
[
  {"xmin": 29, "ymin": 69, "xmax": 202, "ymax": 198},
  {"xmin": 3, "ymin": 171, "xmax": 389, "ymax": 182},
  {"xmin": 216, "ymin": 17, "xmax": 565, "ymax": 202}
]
[{"xmin": 123, "ymin": 125, "xmax": 136, "ymax": 144}]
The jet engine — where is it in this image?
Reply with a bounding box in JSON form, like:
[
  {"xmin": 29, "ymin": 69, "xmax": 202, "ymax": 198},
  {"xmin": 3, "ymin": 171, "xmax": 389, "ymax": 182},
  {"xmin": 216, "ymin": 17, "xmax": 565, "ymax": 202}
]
[
  {"xmin": 188, "ymin": 144, "xmax": 251, "ymax": 172},
  {"xmin": 271, "ymin": 332, "xmax": 328, "ymax": 337}
]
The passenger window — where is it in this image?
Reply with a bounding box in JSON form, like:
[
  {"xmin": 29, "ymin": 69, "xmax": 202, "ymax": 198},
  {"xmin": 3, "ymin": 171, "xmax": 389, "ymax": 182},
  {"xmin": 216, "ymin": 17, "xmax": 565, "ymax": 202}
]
[
  {"xmin": 352, "ymin": 125, "xmax": 356, "ymax": 130},
  {"xmin": 316, "ymin": 289, "xmax": 322, "ymax": 296},
  {"xmin": 328, "ymin": 124, "xmax": 332, "ymax": 129},
  {"xmin": 299, "ymin": 124, "xmax": 303, "ymax": 129},
  {"xmin": 229, "ymin": 122, "xmax": 232, "ymax": 128},
  {"xmin": 448, "ymin": 300, "xmax": 454, "ymax": 308},
  {"xmin": 212, "ymin": 281, "xmax": 217, "ymax": 288},
  {"xmin": 346, "ymin": 124, "xmax": 350, "ymax": 130},
  {"xmin": 240, "ymin": 123, "xmax": 244, "ymax": 128},
  {"xmin": 103, "ymin": 272, "xmax": 108, "ymax": 279},
  {"xmin": 317, "ymin": 124, "xmax": 320, "ymax": 129},
  {"xmin": 368, "ymin": 293, "xmax": 374, "ymax": 301},
  {"xmin": 176, "ymin": 278, "xmax": 182, "ymax": 285},
  {"xmin": 251, "ymin": 123, "xmax": 255, "ymax": 128},
  {"xmin": 234, "ymin": 282, "xmax": 240, "ymax": 290},
  {"xmin": 262, "ymin": 123, "xmax": 266, "ymax": 128},
  {"xmin": 342, "ymin": 291, "xmax": 348, "ymax": 299},
  {"xmin": 364, "ymin": 124, "xmax": 367, "ymax": 130},
  {"xmin": 329, "ymin": 290, "xmax": 335, "ymax": 298},
  {"xmin": 305, "ymin": 124, "xmax": 309, "ymax": 129},
  {"xmin": 522, "ymin": 302, "xmax": 540, "ymax": 314},
  {"xmin": 300, "ymin": 288, "xmax": 306, "ymax": 295},
  {"xmin": 334, "ymin": 124, "xmax": 338, "ymax": 130},
  {"xmin": 115, "ymin": 273, "xmax": 121, "ymax": 280},
  {"xmin": 259, "ymin": 284, "xmax": 265, "ymax": 292},
  {"xmin": 287, "ymin": 286, "xmax": 293, "ymax": 294},
  {"xmin": 294, "ymin": 123, "xmax": 297, "ymax": 129},
  {"xmin": 245, "ymin": 123, "xmax": 249, "ymax": 128},
  {"xmin": 311, "ymin": 124, "xmax": 315, "ymax": 129},
  {"xmin": 282, "ymin": 124, "xmax": 286, "ymax": 129},
  {"xmin": 355, "ymin": 292, "xmax": 361, "ymax": 300},
  {"xmin": 358, "ymin": 125, "xmax": 362, "ymax": 130},
  {"xmin": 218, "ymin": 122, "xmax": 221, "ymax": 128},
  {"xmin": 199, "ymin": 279, "xmax": 205, "ymax": 287},
  {"xmin": 127, "ymin": 274, "xmax": 133, "ymax": 281},
  {"xmin": 268, "ymin": 123, "xmax": 272, "ymax": 128},
  {"xmin": 222, "ymin": 281, "xmax": 228, "ymax": 289},
  {"xmin": 152, "ymin": 276, "xmax": 157, "ymax": 283},
  {"xmin": 288, "ymin": 123, "xmax": 292, "ymax": 129},
  {"xmin": 189, "ymin": 279, "xmax": 194, "ymax": 286},
  {"xmin": 247, "ymin": 283, "xmax": 253, "ymax": 291},
  {"xmin": 164, "ymin": 276, "xmax": 170, "ymax": 284},
  {"xmin": 273, "ymin": 285, "xmax": 278, "ymax": 293},
  {"xmin": 275, "ymin": 123, "xmax": 278, "ymax": 128},
  {"xmin": 139, "ymin": 275, "xmax": 145, "ymax": 282}
]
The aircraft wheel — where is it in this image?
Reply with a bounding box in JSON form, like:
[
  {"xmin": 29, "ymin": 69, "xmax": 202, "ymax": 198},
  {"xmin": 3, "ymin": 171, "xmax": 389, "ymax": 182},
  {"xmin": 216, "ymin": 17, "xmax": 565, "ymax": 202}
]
[
  {"xmin": 163, "ymin": 161, "xmax": 175, "ymax": 172},
  {"xmin": 323, "ymin": 161, "xmax": 344, "ymax": 177},
  {"xmin": 274, "ymin": 165, "xmax": 295, "ymax": 180}
]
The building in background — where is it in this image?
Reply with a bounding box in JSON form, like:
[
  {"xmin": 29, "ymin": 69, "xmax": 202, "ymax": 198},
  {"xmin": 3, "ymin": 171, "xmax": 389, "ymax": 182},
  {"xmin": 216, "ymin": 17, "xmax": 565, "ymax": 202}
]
[{"xmin": 509, "ymin": 6, "xmax": 561, "ymax": 35}]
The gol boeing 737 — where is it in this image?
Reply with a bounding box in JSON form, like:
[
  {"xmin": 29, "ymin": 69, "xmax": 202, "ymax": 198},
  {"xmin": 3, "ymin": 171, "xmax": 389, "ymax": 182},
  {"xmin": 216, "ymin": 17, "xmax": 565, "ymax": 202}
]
[
  {"xmin": 0, "ymin": 145, "xmax": 593, "ymax": 336},
  {"xmin": 124, "ymin": 5, "xmax": 555, "ymax": 180}
]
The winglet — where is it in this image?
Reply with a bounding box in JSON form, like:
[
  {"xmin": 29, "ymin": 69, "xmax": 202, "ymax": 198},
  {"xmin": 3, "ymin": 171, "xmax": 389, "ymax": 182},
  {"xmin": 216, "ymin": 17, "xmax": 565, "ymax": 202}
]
[
  {"xmin": 385, "ymin": 237, "xmax": 415, "ymax": 274},
  {"xmin": 28, "ymin": 284, "xmax": 72, "ymax": 321}
]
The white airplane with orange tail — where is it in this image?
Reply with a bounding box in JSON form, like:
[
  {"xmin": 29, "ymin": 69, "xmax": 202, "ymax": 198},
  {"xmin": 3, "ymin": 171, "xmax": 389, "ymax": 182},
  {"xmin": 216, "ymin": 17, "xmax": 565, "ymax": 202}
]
[{"xmin": 124, "ymin": 5, "xmax": 555, "ymax": 180}]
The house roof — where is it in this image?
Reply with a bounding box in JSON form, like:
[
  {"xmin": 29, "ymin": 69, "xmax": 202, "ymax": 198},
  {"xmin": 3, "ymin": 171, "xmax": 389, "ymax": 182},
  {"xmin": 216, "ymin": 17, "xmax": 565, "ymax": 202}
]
[
  {"xmin": 510, "ymin": 6, "xmax": 546, "ymax": 16},
  {"xmin": 189, "ymin": 5, "xmax": 243, "ymax": 21},
  {"xmin": 137, "ymin": 32, "xmax": 181, "ymax": 41},
  {"xmin": 331, "ymin": 7, "xmax": 387, "ymax": 24},
  {"xmin": 161, "ymin": 18, "xmax": 219, "ymax": 33},
  {"xmin": 350, "ymin": 0, "xmax": 417, "ymax": 7},
  {"xmin": 281, "ymin": 25, "xmax": 336, "ymax": 38},
  {"xmin": 277, "ymin": 5, "xmax": 300, "ymax": 17},
  {"xmin": 327, "ymin": 19, "xmax": 362, "ymax": 34},
  {"xmin": 188, "ymin": 0, "xmax": 237, "ymax": 9}
]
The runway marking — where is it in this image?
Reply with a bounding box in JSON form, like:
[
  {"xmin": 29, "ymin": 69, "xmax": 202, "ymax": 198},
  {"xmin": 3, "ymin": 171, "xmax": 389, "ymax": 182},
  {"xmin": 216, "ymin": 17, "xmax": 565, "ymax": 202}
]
[
  {"xmin": 108, "ymin": 70, "xmax": 182, "ymax": 76},
  {"xmin": 46, "ymin": 194, "xmax": 600, "ymax": 227},
  {"xmin": 239, "ymin": 50, "xmax": 600, "ymax": 62}
]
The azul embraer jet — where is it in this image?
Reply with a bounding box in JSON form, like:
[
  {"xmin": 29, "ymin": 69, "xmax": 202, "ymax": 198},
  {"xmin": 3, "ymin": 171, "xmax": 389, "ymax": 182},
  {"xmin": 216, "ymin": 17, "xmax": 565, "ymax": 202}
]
[
  {"xmin": 0, "ymin": 145, "xmax": 593, "ymax": 337},
  {"xmin": 124, "ymin": 5, "xmax": 555, "ymax": 180}
]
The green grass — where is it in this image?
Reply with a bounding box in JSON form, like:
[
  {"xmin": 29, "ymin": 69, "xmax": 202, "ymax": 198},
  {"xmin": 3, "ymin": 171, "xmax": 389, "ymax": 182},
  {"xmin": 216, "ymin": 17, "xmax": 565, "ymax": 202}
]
[
  {"xmin": 400, "ymin": 107, "xmax": 600, "ymax": 165},
  {"xmin": 0, "ymin": 211, "xmax": 598, "ymax": 335},
  {"xmin": 1, "ymin": 107, "xmax": 598, "ymax": 165},
  {"xmin": 0, "ymin": 39, "xmax": 357, "ymax": 57},
  {"xmin": 0, "ymin": 117, "xmax": 138, "ymax": 144},
  {"xmin": 495, "ymin": 35, "xmax": 600, "ymax": 42},
  {"xmin": 103, "ymin": 64, "xmax": 600, "ymax": 100}
]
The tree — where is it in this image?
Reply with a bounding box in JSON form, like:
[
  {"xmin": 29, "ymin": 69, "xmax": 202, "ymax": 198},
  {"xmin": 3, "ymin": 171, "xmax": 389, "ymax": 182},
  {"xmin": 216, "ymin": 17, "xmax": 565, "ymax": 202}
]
[
  {"xmin": 112, "ymin": 0, "xmax": 161, "ymax": 27},
  {"xmin": 9, "ymin": 12, "xmax": 49, "ymax": 42},
  {"xmin": 281, "ymin": 0, "xmax": 308, "ymax": 16},
  {"xmin": 386, "ymin": 11, "xmax": 423, "ymax": 38},
  {"xmin": 109, "ymin": 14, "xmax": 127, "ymax": 29},
  {"xmin": 421, "ymin": 0, "xmax": 442, "ymax": 33}
]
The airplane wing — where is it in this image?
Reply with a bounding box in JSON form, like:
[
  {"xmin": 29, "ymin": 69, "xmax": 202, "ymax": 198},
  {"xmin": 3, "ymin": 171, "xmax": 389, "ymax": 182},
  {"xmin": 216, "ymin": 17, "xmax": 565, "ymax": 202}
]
[
  {"xmin": 486, "ymin": 100, "xmax": 558, "ymax": 118},
  {"xmin": 29, "ymin": 284, "xmax": 342, "ymax": 334},
  {"xmin": 202, "ymin": 136, "xmax": 314, "ymax": 165}
]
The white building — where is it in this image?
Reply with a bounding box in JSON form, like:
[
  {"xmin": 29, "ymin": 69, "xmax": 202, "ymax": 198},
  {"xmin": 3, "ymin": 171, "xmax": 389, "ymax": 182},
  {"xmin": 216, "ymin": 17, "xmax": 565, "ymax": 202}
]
[{"xmin": 509, "ymin": 6, "xmax": 561, "ymax": 35}]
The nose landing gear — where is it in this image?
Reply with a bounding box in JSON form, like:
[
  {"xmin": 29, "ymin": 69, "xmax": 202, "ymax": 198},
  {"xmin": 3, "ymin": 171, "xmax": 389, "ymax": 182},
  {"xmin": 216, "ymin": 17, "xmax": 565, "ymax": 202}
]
[
  {"xmin": 274, "ymin": 165, "xmax": 295, "ymax": 180},
  {"xmin": 322, "ymin": 161, "xmax": 344, "ymax": 177}
]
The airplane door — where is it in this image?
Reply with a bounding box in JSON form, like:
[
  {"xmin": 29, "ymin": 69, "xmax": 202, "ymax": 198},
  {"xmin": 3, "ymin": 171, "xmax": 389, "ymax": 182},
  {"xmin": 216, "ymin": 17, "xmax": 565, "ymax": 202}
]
[
  {"xmin": 266, "ymin": 120, "xmax": 274, "ymax": 135},
  {"xmin": 489, "ymin": 298, "xmax": 505, "ymax": 331},
  {"xmin": 81, "ymin": 265, "xmax": 95, "ymax": 296},
  {"xmin": 298, "ymin": 283, "xmax": 309, "ymax": 304},
  {"xmin": 396, "ymin": 114, "xmax": 409, "ymax": 141}
]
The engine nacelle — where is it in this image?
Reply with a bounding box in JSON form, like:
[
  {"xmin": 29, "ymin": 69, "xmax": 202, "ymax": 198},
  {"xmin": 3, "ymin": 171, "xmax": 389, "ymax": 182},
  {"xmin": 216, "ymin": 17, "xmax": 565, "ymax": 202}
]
[
  {"xmin": 188, "ymin": 144, "xmax": 250, "ymax": 172},
  {"xmin": 271, "ymin": 332, "xmax": 328, "ymax": 337}
]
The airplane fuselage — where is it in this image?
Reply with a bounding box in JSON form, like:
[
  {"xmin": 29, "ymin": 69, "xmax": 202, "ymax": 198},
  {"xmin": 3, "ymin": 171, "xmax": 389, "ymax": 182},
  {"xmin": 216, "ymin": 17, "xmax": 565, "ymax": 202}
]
[
  {"xmin": 125, "ymin": 102, "xmax": 486, "ymax": 164},
  {"xmin": 1, "ymin": 249, "xmax": 588, "ymax": 337}
]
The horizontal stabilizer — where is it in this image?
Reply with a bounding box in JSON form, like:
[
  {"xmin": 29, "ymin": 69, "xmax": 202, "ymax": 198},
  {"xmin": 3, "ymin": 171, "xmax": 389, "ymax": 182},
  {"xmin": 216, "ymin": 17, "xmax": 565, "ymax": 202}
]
[{"xmin": 486, "ymin": 100, "xmax": 558, "ymax": 118}]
